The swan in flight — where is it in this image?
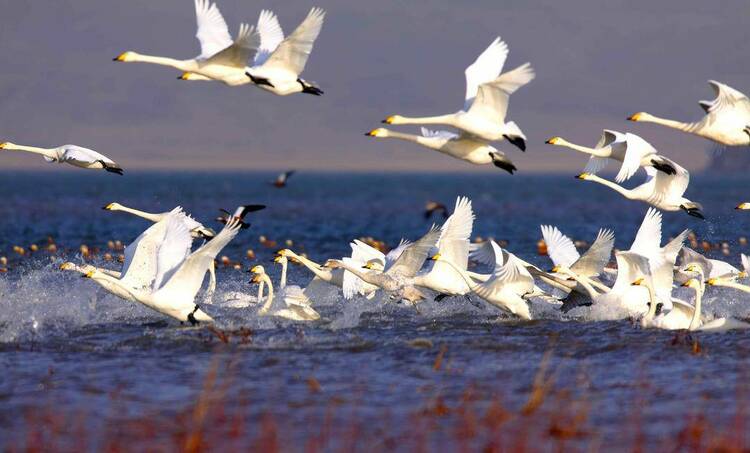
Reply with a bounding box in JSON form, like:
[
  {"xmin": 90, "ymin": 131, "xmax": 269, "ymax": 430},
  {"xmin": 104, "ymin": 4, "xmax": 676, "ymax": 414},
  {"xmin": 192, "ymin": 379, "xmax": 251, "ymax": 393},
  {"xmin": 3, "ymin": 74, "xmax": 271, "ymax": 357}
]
[
  {"xmin": 0, "ymin": 142, "xmax": 123, "ymax": 174},
  {"xmin": 703, "ymin": 255, "xmax": 750, "ymax": 293},
  {"xmin": 382, "ymin": 38, "xmax": 534, "ymax": 150},
  {"xmin": 431, "ymin": 241, "xmax": 533, "ymax": 319},
  {"xmin": 341, "ymin": 238, "xmax": 410, "ymax": 299},
  {"xmin": 676, "ymin": 247, "xmax": 745, "ymax": 285},
  {"xmin": 325, "ymin": 225, "xmax": 441, "ymax": 303},
  {"xmin": 632, "ymin": 269, "xmax": 695, "ymax": 330},
  {"xmin": 682, "ymin": 279, "xmax": 750, "ymax": 331},
  {"xmin": 115, "ymin": 1, "xmax": 282, "ymax": 87},
  {"xmin": 244, "ymin": 8, "xmax": 326, "ymax": 96},
  {"xmin": 545, "ymin": 130, "xmax": 677, "ymax": 183},
  {"xmin": 273, "ymin": 254, "xmax": 314, "ymax": 305},
  {"xmin": 272, "ymin": 170, "xmax": 296, "ymax": 187},
  {"xmin": 103, "ymin": 203, "xmax": 216, "ymax": 238},
  {"xmin": 628, "ymin": 81, "xmax": 750, "ymax": 146},
  {"xmin": 251, "ymin": 265, "xmax": 320, "ymax": 321},
  {"xmin": 365, "ymin": 128, "xmax": 517, "ymax": 174},
  {"xmin": 276, "ymin": 249, "xmax": 346, "ymax": 290},
  {"xmin": 576, "ymin": 161, "xmax": 704, "ymax": 219}
]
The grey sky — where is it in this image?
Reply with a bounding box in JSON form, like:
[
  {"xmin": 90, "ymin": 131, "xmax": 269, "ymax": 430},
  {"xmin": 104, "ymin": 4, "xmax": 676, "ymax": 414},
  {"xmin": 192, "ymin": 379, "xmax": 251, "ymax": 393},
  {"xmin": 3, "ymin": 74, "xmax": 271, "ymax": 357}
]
[{"xmin": 0, "ymin": 0, "xmax": 748, "ymax": 172}]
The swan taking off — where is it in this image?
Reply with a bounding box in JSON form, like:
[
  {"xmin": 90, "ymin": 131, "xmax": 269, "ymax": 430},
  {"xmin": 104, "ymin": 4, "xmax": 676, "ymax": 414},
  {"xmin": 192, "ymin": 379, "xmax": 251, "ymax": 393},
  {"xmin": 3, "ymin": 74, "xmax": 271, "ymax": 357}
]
[
  {"xmin": 576, "ymin": 160, "xmax": 704, "ymax": 218},
  {"xmin": 365, "ymin": 128, "xmax": 517, "ymax": 174},
  {"xmin": 250, "ymin": 265, "xmax": 320, "ymax": 321},
  {"xmin": 0, "ymin": 142, "xmax": 123, "ymax": 174},
  {"xmin": 545, "ymin": 130, "xmax": 677, "ymax": 183},
  {"xmin": 682, "ymin": 279, "xmax": 750, "ymax": 332},
  {"xmin": 115, "ymin": 0, "xmax": 274, "ymax": 87},
  {"xmin": 244, "ymin": 8, "xmax": 326, "ymax": 96},
  {"xmin": 382, "ymin": 38, "xmax": 534, "ymax": 150},
  {"xmin": 628, "ymin": 80, "xmax": 750, "ymax": 146}
]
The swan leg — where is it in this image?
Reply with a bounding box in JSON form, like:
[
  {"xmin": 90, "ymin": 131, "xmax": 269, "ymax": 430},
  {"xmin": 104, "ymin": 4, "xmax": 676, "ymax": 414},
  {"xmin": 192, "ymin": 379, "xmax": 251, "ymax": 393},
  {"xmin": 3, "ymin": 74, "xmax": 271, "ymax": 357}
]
[{"xmin": 187, "ymin": 305, "xmax": 201, "ymax": 326}]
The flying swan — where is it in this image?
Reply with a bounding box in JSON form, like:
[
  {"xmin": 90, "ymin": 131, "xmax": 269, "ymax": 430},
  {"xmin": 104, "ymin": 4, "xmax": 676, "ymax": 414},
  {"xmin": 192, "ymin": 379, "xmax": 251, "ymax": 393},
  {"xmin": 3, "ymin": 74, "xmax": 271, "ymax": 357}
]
[{"xmin": 0, "ymin": 142, "xmax": 122, "ymax": 174}]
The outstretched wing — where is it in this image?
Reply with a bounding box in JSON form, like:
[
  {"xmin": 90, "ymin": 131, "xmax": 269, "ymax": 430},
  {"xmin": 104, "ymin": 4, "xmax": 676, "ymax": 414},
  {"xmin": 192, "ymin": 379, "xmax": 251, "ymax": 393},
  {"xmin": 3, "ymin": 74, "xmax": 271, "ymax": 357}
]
[
  {"xmin": 153, "ymin": 211, "xmax": 193, "ymax": 290},
  {"xmin": 629, "ymin": 207, "xmax": 662, "ymax": 256},
  {"xmin": 541, "ymin": 225, "xmax": 579, "ymax": 268},
  {"xmin": 261, "ymin": 7, "xmax": 325, "ymax": 75},
  {"xmin": 421, "ymin": 127, "xmax": 459, "ymax": 140},
  {"xmin": 253, "ymin": 10, "xmax": 285, "ymax": 66},
  {"xmin": 467, "ymin": 63, "xmax": 535, "ymax": 125},
  {"xmin": 647, "ymin": 162, "xmax": 690, "ymax": 206},
  {"xmin": 435, "ymin": 197, "xmax": 474, "ymax": 269},
  {"xmin": 474, "ymin": 247, "xmax": 533, "ymax": 298},
  {"xmin": 205, "ymin": 23, "xmax": 259, "ymax": 68},
  {"xmin": 571, "ymin": 228, "xmax": 615, "ymax": 277},
  {"xmin": 703, "ymin": 80, "xmax": 750, "ymax": 114},
  {"xmin": 615, "ymin": 133, "xmax": 657, "ymax": 183},
  {"xmin": 387, "ymin": 225, "xmax": 441, "ymax": 278},
  {"xmin": 463, "ymin": 38, "xmax": 509, "ymax": 111},
  {"xmin": 194, "ymin": 0, "xmax": 233, "ymax": 59}
]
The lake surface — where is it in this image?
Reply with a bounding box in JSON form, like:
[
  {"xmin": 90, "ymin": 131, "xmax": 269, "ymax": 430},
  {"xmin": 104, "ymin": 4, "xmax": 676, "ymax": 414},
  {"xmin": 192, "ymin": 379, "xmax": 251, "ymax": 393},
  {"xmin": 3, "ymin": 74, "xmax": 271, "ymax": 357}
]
[{"xmin": 1, "ymin": 171, "xmax": 750, "ymax": 450}]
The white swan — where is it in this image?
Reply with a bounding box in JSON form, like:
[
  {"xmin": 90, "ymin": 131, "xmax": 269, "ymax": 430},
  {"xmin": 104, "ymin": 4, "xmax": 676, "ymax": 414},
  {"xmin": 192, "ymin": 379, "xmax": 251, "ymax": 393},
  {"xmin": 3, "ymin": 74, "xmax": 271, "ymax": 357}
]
[
  {"xmin": 341, "ymin": 239, "xmax": 410, "ymax": 299},
  {"xmin": 431, "ymin": 241, "xmax": 533, "ymax": 319},
  {"xmin": 81, "ymin": 209, "xmax": 249, "ymax": 324},
  {"xmin": 251, "ymin": 265, "xmax": 320, "ymax": 321},
  {"xmin": 276, "ymin": 249, "xmax": 345, "ymax": 289},
  {"xmin": 682, "ymin": 279, "xmax": 750, "ymax": 331},
  {"xmin": 545, "ymin": 130, "xmax": 677, "ymax": 183},
  {"xmin": 576, "ymin": 162, "xmax": 703, "ymax": 218},
  {"xmin": 325, "ymin": 226, "xmax": 441, "ymax": 303},
  {"xmin": 274, "ymin": 254, "xmax": 314, "ymax": 306},
  {"xmin": 412, "ymin": 197, "xmax": 476, "ymax": 298},
  {"xmin": 115, "ymin": 0, "xmax": 273, "ymax": 87},
  {"xmin": 0, "ymin": 142, "xmax": 123, "ymax": 174},
  {"xmin": 632, "ymin": 265, "xmax": 695, "ymax": 330},
  {"xmin": 365, "ymin": 127, "xmax": 516, "ymax": 173},
  {"xmin": 541, "ymin": 225, "xmax": 614, "ymax": 291},
  {"xmin": 383, "ymin": 38, "xmax": 534, "ymax": 150},
  {"xmin": 628, "ymin": 80, "xmax": 750, "ymax": 146},
  {"xmin": 677, "ymin": 248, "xmax": 744, "ymax": 284},
  {"xmin": 244, "ymin": 8, "xmax": 326, "ymax": 96},
  {"xmin": 103, "ymin": 203, "xmax": 216, "ymax": 239}
]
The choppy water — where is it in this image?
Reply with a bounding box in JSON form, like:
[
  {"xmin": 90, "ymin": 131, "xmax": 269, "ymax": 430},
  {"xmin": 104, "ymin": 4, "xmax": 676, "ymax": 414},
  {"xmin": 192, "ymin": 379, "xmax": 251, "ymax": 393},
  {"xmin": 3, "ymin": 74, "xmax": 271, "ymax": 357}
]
[{"xmin": 2, "ymin": 171, "xmax": 750, "ymax": 450}]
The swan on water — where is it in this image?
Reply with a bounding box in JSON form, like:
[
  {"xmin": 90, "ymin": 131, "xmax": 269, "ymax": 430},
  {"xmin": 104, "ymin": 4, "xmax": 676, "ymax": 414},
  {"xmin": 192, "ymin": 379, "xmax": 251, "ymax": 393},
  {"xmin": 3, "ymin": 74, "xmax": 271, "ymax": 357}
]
[
  {"xmin": 682, "ymin": 278, "xmax": 750, "ymax": 332},
  {"xmin": 365, "ymin": 128, "xmax": 516, "ymax": 173},
  {"xmin": 382, "ymin": 38, "xmax": 534, "ymax": 150},
  {"xmin": 628, "ymin": 80, "xmax": 750, "ymax": 146},
  {"xmin": 250, "ymin": 265, "xmax": 320, "ymax": 321},
  {"xmin": 0, "ymin": 142, "xmax": 123, "ymax": 174},
  {"xmin": 244, "ymin": 8, "xmax": 326, "ymax": 96},
  {"xmin": 545, "ymin": 130, "xmax": 677, "ymax": 183}
]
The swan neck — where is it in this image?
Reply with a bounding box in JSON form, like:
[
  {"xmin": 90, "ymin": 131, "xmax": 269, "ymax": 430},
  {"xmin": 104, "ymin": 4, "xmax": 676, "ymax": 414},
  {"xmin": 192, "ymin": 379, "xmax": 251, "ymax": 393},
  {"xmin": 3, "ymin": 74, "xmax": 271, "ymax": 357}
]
[
  {"xmin": 260, "ymin": 274, "xmax": 274, "ymax": 313},
  {"xmin": 644, "ymin": 280, "xmax": 658, "ymax": 319},
  {"xmin": 586, "ymin": 175, "xmax": 631, "ymax": 198},
  {"xmin": 393, "ymin": 114, "xmax": 456, "ymax": 126},
  {"xmin": 562, "ymin": 269, "xmax": 599, "ymax": 299},
  {"xmin": 689, "ymin": 286, "xmax": 702, "ymax": 330},
  {"xmin": 291, "ymin": 254, "xmax": 329, "ymax": 281},
  {"xmin": 257, "ymin": 280, "xmax": 265, "ymax": 303},
  {"xmin": 640, "ymin": 114, "xmax": 697, "ymax": 133},
  {"xmin": 3, "ymin": 144, "xmax": 57, "ymax": 158},
  {"xmin": 116, "ymin": 205, "xmax": 163, "ymax": 223},
  {"xmin": 558, "ymin": 140, "xmax": 607, "ymax": 157},
  {"xmin": 280, "ymin": 260, "xmax": 288, "ymax": 288},
  {"xmin": 129, "ymin": 53, "xmax": 194, "ymax": 71}
]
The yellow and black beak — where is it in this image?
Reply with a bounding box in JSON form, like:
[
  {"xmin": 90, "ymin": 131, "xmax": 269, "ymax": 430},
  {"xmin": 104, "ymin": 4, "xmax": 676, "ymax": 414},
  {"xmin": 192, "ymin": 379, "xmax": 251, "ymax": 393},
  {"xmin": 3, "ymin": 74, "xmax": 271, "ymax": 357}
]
[
  {"xmin": 631, "ymin": 277, "xmax": 644, "ymax": 286},
  {"xmin": 627, "ymin": 112, "xmax": 643, "ymax": 121},
  {"xmin": 545, "ymin": 137, "xmax": 560, "ymax": 145},
  {"xmin": 575, "ymin": 172, "xmax": 590, "ymax": 180},
  {"xmin": 0, "ymin": 142, "xmax": 7, "ymax": 150},
  {"xmin": 102, "ymin": 203, "xmax": 114, "ymax": 210},
  {"xmin": 113, "ymin": 52, "xmax": 128, "ymax": 62},
  {"xmin": 382, "ymin": 115, "xmax": 396, "ymax": 125},
  {"xmin": 178, "ymin": 72, "xmax": 191, "ymax": 80},
  {"xmin": 84, "ymin": 270, "xmax": 95, "ymax": 278}
]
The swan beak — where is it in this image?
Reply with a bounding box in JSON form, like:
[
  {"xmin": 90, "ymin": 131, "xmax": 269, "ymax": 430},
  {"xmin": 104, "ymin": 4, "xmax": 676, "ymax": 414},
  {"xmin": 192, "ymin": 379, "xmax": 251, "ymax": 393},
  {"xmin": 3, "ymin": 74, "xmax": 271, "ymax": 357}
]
[
  {"xmin": 84, "ymin": 270, "xmax": 95, "ymax": 278},
  {"xmin": 430, "ymin": 253, "xmax": 441, "ymax": 261},
  {"xmin": 0, "ymin": 142, "xmax": 7, "ymax": 150},
  {"xmin": 627, "ymin": 112, "xmax": 643, "ymax": 121},
  {"xmin": 551, "ymin": 265, "xmax": 560, "ymax": 273},
  {"xmin": 576, "ymin": 173, "xmax": 590, "ymax": 180},
  {"xmin": 178, "ymin": 72, "xmax": 190, "ymax": 80},
  {"xmin": 366, "ymin": 128, "xmax": 386, "ymax": 137},
  {"xmin": 102, "ymin": 203, "xmax": 114, "ymax": 210},
  {"xmin": 736, "ymin": 203, "xmax": 750, "ymax": 210},
  {"xmin": 382, "ymin": 115, "xmax": 396, "ymax": 125},
  {"xmin": 740, "ymin": 271, "xmax": 748, "ymax": 278},
  {"xmin": 707, "ymin": 278, "xmax": 717, "ymax": 286},
  {"xmin": 681, "ymin": 280, "xmax": 690, "ymax": 287},
  {"xmin": 545, "ymin": 137, "xmax": 560, "ymax": 145},
  {"xmin": 631, "ymin": 278, "xmax": 644, "ymax": 286},
  {"xmin": 113, "ymin": 52, "xmax": 128, "ymax": 62},
  {"xmin": 272, "ymin": 256, "xmax": 282, "ymax": 263}
]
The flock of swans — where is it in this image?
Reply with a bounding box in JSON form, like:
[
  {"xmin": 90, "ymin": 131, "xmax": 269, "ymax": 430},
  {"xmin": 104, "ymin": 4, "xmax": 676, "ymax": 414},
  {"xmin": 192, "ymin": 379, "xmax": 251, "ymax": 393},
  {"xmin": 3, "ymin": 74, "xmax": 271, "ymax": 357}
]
[{"xmin": 3, "ymin": 1, "xmax": 750, "ymax": 331}]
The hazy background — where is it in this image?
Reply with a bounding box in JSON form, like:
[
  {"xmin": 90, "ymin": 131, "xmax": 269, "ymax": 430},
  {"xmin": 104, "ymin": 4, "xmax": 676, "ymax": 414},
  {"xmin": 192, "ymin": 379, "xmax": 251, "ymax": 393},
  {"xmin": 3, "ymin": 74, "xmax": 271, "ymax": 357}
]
[{"xmin": 1, "ymin": 0, "xmax": 748, "ymax": 172}]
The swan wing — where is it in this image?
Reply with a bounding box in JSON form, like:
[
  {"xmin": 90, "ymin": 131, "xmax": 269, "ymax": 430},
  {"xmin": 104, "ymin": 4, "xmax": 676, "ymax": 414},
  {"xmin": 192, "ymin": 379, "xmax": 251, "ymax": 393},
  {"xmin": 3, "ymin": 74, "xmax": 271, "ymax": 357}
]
[
  {"xmin": 611, "ymin": 251, "xmax": 651, "ymax": 293},
  {"xmin": 615, "ymin": 133, "xmax": 657, "ymax": 183},
  {"xmin": 572, "ymin": 228, "xmax": 615, "ymax": 277},
  {"xmin": 594, "ymin": 129, "xmax": 624, "ymax": 149},
  {"xmin": 386, "ymin": 239, "xmax": 411, "ymax": 266},
  {"xmin": 261, "ymin": 7, "xmax": 325, "ymax": 75},
  {"xmin": 583, "ymin": 157, "xmax": 610, "ymax": 175},
  {"xmin": 387, "ymin": 225, "xmax": 441, "ymax": 278},
  {"xmin": 421, "ymin": 127, "xmax": 459, "ymax": 140},
  {"xmin": 342, "ymin": 256, "xmax": 366, "ymax": 299},
  {"xmin": 152, "ymin": 211, "xmax": 193, "ymax": 290},
  {"xmin": 435, "ymin": 197, "xmax": 474, "ymax": 269},
  {"xmin": 194, "ymin": 0, "xmax": 233, "ymax": 59},
  {"xmin": 652, "ymin": 230, "xmax": 688, "ymax": 301},
  {"xmin": 647, "ymin": 162, "xmax": 689, "ymax": 206},
  {"xmin": 469, "ymin": 241, "xmax": 502, "ymax": 268},
  {"xmin": 155, "ymin": 217, "xmax": 242, "ymax": 301},
  {"xmin": 540, "ymin": 225, "xmax": 579, "ymax": 268},
  {"xmin": 61, "ymin": 145, "xmax": 116, "ymax": 165},
  {"xmin": 253, "ymin": 10, "xmax": 285, "ymax": 66},
  {"xmin": 475, "ymin": 248, "xmax": 533, "ymax": 298},
  {"xmin": 463, "ymin": 37, "xmax": 509, "ymax": 111},
  {"xmin": 205, "ymin": 23, "xmax": 260, "ymax": 68},
  {"xmin": 706, "ymin": 80, "xmax": 750, "ymax": 114},
  {"xmin": 467, "ymin": 63, "xmax": 535, "ymax": 125},
  {"xmin": 629, "ymin": 207, "xmax": 662, "ymax": 257},
  {"xmin": 283, "ymin": 285, "xmax": 312, "ymax": 307}
]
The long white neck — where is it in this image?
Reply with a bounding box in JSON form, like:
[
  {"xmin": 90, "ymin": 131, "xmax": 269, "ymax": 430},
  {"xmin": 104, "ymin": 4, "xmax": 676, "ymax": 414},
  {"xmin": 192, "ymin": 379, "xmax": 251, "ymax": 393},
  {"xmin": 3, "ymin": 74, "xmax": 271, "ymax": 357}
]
[
  {"xmin": 127, "ymin": 53, "xmax": 196, "ymax": 72},
  {"xmin": 712, "ymin": 280, "xmax": 750, "ymax": 294},
  {"xmin": 91, "ymin": 271, "xmax": 141, "ymax": 300},
  {"xmin": 560, "ymin": 268, "xmax": 600, "ymax": 299},
  {"xmin": 334, "ymin": 261, "xmax": 382, "ymax": 287},
  {"xmin": 382, "ymin": 130, "xmax": 437, "ymax": 147},
  {"xmin": 554, "ymin": 139, "xmax": 609, "ymax": 157},
  {"xmin": 288, "ymin": 252, "xmax": 331, "ymax": 282},
  {"xmin": 113, "ymin": 205, "xmax": 163, "ymax": 223},
  {"xmin": 391, "ymin": 114, "xmax": 457, "ymax": 127},
  {"xmin": 280, "ymin": 258, "xmax": 288, "ymax": 288},
  {"xmin": 637, "ymin": 113, "xmax": 699, "ymax": 134},
  {"xmin": 688, "ymin": 285, "xmax": 703, "ymax": 330},
  {"xmin": 644, "ymin": 280, "xmax": 658, "ymax": 319},
  {"xmin": 257, "ymin": 280, "xmax": 265, "ymax": 302},
  {"xmin": 585, "ymin": 175, "xmax": 634, "ymax": 199},
  {"xmin": 259, "ymin": 274, "xmax": 275, "ymax": 314},
  {"xmin": 433, "ymin": 260, "xmax": 482, "ymax": 293},
  {"xmin": 2, "ymin": 144, "xmax": 58, "ymax": 159}
]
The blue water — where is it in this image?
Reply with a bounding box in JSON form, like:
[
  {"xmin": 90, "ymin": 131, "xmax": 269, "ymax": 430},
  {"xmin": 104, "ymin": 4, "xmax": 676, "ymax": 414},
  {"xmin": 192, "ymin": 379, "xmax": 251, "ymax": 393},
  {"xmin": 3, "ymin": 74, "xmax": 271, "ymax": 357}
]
[{"xmin": 1, "ymin": 171, "xmax": 750, "ymax": 450}]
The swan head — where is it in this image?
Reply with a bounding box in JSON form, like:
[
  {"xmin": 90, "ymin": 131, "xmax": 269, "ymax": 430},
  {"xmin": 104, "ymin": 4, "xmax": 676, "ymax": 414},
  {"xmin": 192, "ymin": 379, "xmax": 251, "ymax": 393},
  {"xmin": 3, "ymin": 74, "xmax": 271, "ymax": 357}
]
[
  {"xmin": 631, "ymin": 277, "xmax": 645, "ymax": 286},
  {"xmin": 682, "ymin": 278, "xmax": 701, "ymax": 289},
  {"xmin": 544, "ymin": 136, "xmax": 563, "ymax": 145},
  {"xmin": 113, "ymin": 51, "xmax": 137, "ymax": 62},
  {"xmin": 430, "ymin": 253, "xmax": 442, "ymax": 261},
  {"xmin": 365, "ymin": 128, "xmax": 389, "ymax": 138},
  {"xmin": 273, "ymin": 255, "xmax": 287, "ymax": 265},
  {"xmin": 59, "ymin": 262, "xmax": 78, "ymax": 271},
  {"xmin": 0, "ymin": 142, "xmax": 16, "ymax": 150},
  {"xmin": 382, "ymin": 115, "xmax": 404, "ymax": 125},
  {"xmin": 627, "ymin": 112, "xmax": 649, "ymax": 122},
  {"xmin": 84, "ymin": 269, "xmax": 96, "ymax": 278},
  {"xmin": 250, "ymin": 265, "xmax": 264, "ymax": 274},
  {"xmin": 102, "ymin": 202, "xmax": 122, "ymax": 211},
  {"xmin": 736, "ymin": 202, "xmax": 750, "ymax": 210},
  {"xmin": 178, "ymin": 72, "xmax": 199, "ymax": 81},
  {"xmin": 276, "ymin": 248, "xmax": 293, "ymax": 257},
  {"xmin": 706, "ymin": 278, "xmax": 719, "ymax": 286},
  {"xmin": 323, "ymin": 259, "xmax": 342, "ymax": 269},
  {"xmin": 575, "ymin": 172, "xmax": 591, "ymax": 180}
]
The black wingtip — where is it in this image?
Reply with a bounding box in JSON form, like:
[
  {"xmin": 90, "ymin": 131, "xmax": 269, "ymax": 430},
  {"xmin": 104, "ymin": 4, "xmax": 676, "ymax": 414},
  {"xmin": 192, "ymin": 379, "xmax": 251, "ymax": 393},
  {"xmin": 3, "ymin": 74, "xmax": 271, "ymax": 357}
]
[{"xmin": 504, "ymin": 135, "xmax": 526, "ymax": 151}]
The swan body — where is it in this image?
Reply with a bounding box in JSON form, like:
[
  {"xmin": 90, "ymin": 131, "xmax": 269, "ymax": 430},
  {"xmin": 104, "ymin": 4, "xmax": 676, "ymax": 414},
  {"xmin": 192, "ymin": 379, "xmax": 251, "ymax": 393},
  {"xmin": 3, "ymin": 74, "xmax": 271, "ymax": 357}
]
[
  {"xmin": 383, "ymin": 38, "xmax": 534, "ymax": 149},
  {"xmin": 244, "ymin": 8, "xmax": 326, "ymax": 96},
  {"xmin": 365, "ymin": 128, "xmax": 516, "ymax": 173},
  {"xmin": 0, "ymin": 142, "xmax": 123, "ymax": 174},
  {"xmin": 251, "ymin": 265, "xmax": 320, "ymax": 321},
  {"xmin": 628, "ymin": 81, "xmax": 750, "ymax": 146},
  {"xmin": 341, "ymin": 239, "xmax": 410, "ymax": 299},
  {"xmin": 541, "ymin": 225, "xmax": 614, "ymax": 294},
  {"xmin": 682, "ymin": 278, "xmax": 750, "ymax": 332},
  {"xmin": 274, "ymin": 254, "xmax": 314, "ymax": 306},
  {"xmin": 546, "ymin": 130, "xmax": 677, "ymax": 183},
  {"xmin": 576, "ymin": 162, "xmax": 703, "ymax": 218}
]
